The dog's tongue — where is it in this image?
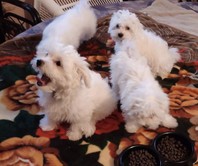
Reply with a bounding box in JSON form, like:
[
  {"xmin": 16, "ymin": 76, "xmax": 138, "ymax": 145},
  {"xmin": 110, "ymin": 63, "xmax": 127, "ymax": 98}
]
[{"xmin": 36, "ymin": 74, "xmax": 50, "ymax": 86}]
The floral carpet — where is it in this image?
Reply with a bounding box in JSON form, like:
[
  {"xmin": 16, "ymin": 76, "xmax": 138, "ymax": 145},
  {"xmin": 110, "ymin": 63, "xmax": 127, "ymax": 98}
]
[{"xmin": 0, "ymin": 13, "xmax": 198, "ymax": 166}]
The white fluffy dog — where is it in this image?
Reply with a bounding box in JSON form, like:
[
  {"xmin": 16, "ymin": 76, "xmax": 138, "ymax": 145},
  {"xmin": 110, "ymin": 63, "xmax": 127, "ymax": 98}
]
[
  {"xmin": 108, "ymin": 10, "xmax": 180, "ymax": 79},
  {"xmin": 36, "ymin": 0, "xmax": 97, "ymax": 55},
  {"xmin": 109, "ymin": 47, "xmax": 178, "ymax": 133},
  {"xmin": 31, "ymin": 44, "xmax": 117, "ymax": 141}
]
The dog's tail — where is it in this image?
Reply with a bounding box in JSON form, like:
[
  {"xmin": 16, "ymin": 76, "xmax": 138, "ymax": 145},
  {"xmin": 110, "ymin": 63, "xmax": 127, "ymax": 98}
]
[
  {"xmin": 168, "ymin": 47, "xmax": 181, "ymax": 63},
  {"xmin": 76, "ymin": 0, "xmax": 90, "ymax": 9}
]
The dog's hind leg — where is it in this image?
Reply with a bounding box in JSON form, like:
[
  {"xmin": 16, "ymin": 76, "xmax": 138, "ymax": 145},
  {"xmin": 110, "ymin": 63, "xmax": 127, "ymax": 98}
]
[
  {"xmin": 161, "ymin": 114, "xmax": 178, "ymax": 128},
  {"xmin": 145, "ymin": 116, "xmax": 161, "ymax": 130}
]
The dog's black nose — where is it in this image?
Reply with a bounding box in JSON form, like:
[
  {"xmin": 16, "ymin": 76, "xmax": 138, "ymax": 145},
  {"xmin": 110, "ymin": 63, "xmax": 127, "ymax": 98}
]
[
  {"xmin": 36, "ymin": 59, "xmax": 43, "ymax": 67},
  {"xmin": 118, "ymin": 33, "xmax": 123, "ymax": 38}
]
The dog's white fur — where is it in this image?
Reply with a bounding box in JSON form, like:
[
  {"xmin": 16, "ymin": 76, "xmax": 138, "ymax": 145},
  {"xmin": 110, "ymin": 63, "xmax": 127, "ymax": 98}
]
[
  {"xmin": 108, "ymin": 10, "xmax": 181, "ymax": 79},
  {"xmin": 36, "ymin": 0, "xmax": 97, "ymax": 56},
  {"xmin": 31, "ymin": 45, "xmax": 117, "ymax": 140},
  {"xmin": 109, "ymin": 46, "xmax": 178, "ymax": 133}
]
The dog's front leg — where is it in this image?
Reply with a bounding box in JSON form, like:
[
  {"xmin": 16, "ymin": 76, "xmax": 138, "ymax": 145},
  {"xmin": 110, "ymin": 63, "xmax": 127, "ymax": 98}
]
[
  {"xmin": 67, "ymin": 123, "xmax": 83, "ymax": 141},
  {"xmin": 80, "ymin": 121, "xmax": 96, "ymax": 138},
  {"xmin": 67, "ymin": 122, "xmax": 96, "ymax": 141},
  {"xmin": 39, "ymin": 114, "xmax": 57, "ymax": 131}
]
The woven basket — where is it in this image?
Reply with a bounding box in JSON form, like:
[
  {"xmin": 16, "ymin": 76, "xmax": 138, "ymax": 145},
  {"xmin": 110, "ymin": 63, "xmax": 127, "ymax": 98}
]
[{"xmin": 35, "ymin": 0, "xmax": 123, "ymax": 20}]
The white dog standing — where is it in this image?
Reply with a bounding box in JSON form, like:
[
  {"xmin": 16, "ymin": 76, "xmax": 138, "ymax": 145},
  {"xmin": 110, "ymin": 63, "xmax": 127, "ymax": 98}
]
[
  {"xmin": 31, "ymin": 44, "xmax": 117, "ymax": 141},
  {"xmin": 108, "ymin": 10, "xmax": 180, "ymax": 79},
  {"xmin": 109, "ymin": 46, "xmax": 178, "ymax": 133},
  {"xmin": 36, "ymin": 0, "xmax": 97, "ymax": 55}
]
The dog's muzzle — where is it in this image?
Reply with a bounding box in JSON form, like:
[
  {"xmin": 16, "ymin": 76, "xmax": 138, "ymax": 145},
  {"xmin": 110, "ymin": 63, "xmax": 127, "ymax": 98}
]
[
  {"xmin": 36, "ymin": 74, "xmax": 51, "ymax": 86},
  {"xmin": 118, "ymin": 33, "xmax": 123, "ymax": 38}
]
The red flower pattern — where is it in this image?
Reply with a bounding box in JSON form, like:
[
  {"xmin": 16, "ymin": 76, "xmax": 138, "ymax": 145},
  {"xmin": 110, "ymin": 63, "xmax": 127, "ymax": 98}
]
[{"xmin": 95, "ymin": 110, "xmax": 124, "ymax": 135}]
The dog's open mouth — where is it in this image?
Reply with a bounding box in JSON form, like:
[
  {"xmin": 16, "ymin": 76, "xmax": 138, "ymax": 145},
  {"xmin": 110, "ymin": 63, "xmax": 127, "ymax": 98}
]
[{"xmin": 36, "ymin": 74, "xmax": 51, "ymax": 86}]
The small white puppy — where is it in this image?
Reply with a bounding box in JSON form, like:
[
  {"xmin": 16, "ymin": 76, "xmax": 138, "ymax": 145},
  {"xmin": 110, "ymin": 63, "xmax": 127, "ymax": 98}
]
[
  {"xmin": 109, "ymin": 46, "xmax": 178, "ymax": 133},
  {"xmin": 108, "ymin": 10, "xmax": 180, "ymax": 79},
  {"xmin": 31, "ymin": 45, "xmax": 117, "ymax": 141},
  {"xmin": 37, "ymin": 0, "xmax": 97, "ymax": 55}
]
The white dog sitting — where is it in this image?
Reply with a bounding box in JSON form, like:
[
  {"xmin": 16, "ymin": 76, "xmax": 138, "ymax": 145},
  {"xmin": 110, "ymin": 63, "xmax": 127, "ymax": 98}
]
[
  {"xmin": 108, "ymin": 10, "xmax": 180, "ymax": 79},
  {"xmin": 31, "ymin": 45, "xmax": 117, "ymax": 141},
  {"xmin": 109, "ymin": 47, "xmax": 178, "ymax": 133},
  {"xmin": 36, "ymin": 0, "xmax": 97, "ymax": 55}
]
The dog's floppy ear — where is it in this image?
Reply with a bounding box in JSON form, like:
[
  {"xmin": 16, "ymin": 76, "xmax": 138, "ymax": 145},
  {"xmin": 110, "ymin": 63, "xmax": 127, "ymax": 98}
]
[
  {"xmin": 75, "ymin": 57, "xmax": 91, "ymax": 88},
  {"xmin": 130, "ymin": 13, "xmax": 143, "ymax": 31},
  {"xmin": 63, "ymin": 45, "xmax": 91, "ymax": 88},
  {"xmin": 108, "ymin": 11, "xmax": 120, "ymax": 33}
]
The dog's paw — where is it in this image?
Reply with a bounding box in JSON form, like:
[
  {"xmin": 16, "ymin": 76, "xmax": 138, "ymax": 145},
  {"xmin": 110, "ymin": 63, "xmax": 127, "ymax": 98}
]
[
  {"xmin": 162, "ymin": 115, "xmax": 178, "ymax": 128},
  {"xmin": 125, "ymin": 123, "xmax": 139, "ymax": 133},
  {"xmin": 39, "ymin": 124, "xmax": 56, "ymax": 131},
  {"xmin": 39, "ymin": 118, "xmax": 56, "ymax": 131},
  {"xmin": 67, "ymin": 130, "xmax": 82, "ymax": 141},
  {"xmin": 83, "ymin": 126, "xmax": 96, "ymax": 138},
  {"xmin": 147, "ymin": 123, "xmax": 159, "ymax": 130}
]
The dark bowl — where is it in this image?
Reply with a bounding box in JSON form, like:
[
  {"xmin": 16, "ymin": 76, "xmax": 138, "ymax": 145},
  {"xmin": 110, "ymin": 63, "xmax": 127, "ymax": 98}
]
[
  {"xmin": 152, "ymin": 132, "xmax": 197, "ymax": 166},
  {"xmin": 115, "ymin": 145, "xmax": 162, "ymax": 166}
]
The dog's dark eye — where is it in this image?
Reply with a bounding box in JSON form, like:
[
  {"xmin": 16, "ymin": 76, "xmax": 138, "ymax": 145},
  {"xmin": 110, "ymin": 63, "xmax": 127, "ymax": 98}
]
[
  {"xmin": 126, "ymin": 26, "xmax": 130, "ymax": 30},
  {"xmin": 55, "ymin": 61, "xmax": 61, "ymax": 66},
  {"xmin": 116, "ymin": 24, "xmax": 120, "ymax": 28}
]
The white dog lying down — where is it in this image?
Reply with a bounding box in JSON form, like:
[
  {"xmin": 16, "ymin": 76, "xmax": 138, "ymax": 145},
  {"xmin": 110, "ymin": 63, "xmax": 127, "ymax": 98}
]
[
  {"xmin": 31, "ymin": 45, "xmax": 117, "ymax": 141},
  {"xmin": 108, "ymin": 10, "xmax": 180, "ymax": 79},
  {"xmin": 109, "ymin": 47, "xmax": 178, "ymax": 133},
  {"xmin": 36, "ymin": 0, "xmax": 97, "ymax": 55}
]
